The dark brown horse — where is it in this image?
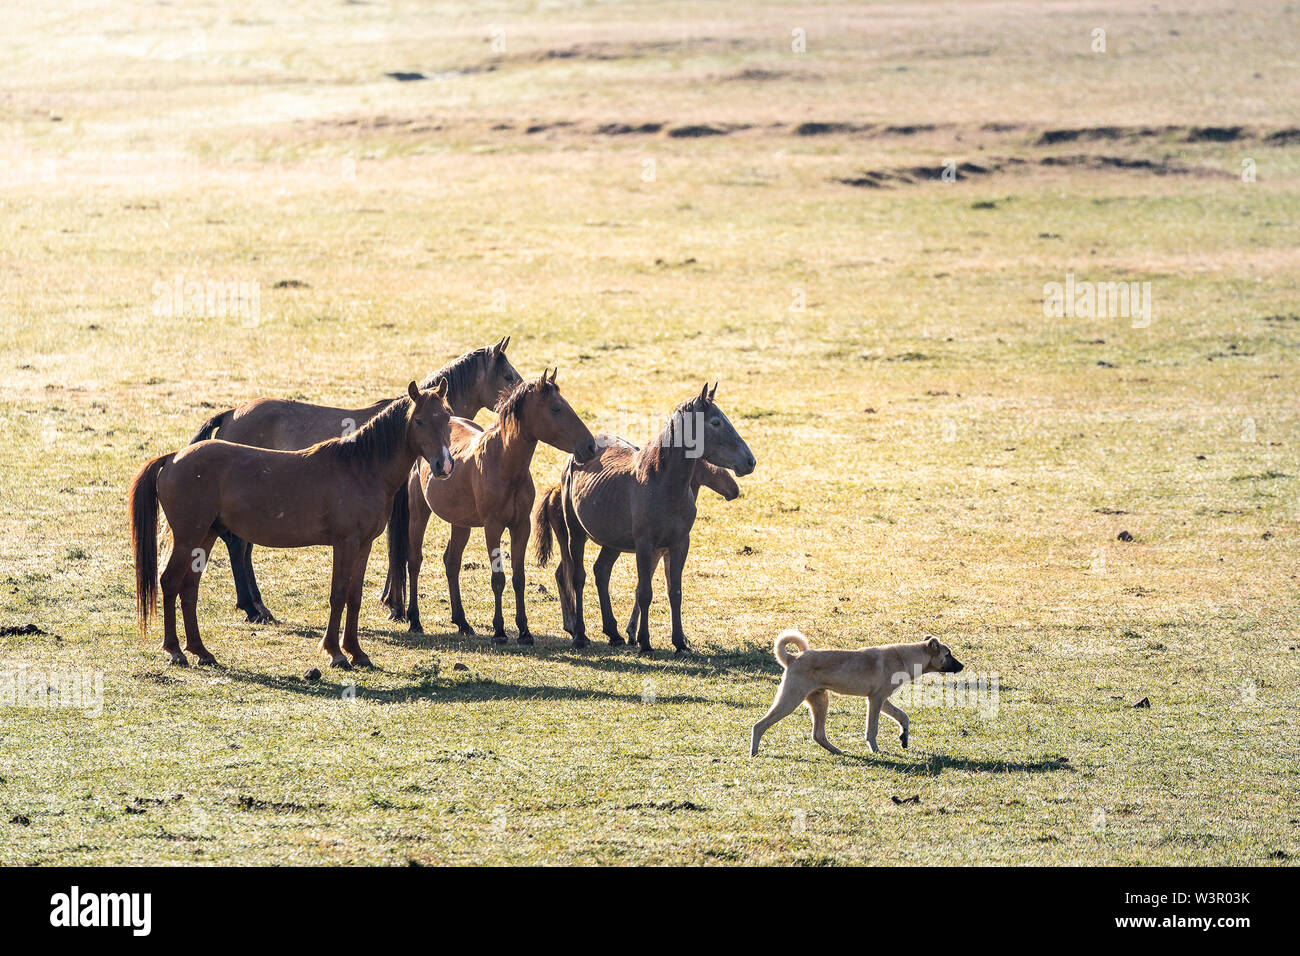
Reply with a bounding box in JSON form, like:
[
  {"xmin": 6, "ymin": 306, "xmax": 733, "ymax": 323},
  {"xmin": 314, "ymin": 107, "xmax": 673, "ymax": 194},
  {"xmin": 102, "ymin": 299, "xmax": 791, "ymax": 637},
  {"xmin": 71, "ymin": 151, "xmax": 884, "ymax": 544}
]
[
  {"xmin": 533, "ymin": 385, "xmax": 754, "ymax": 654},
  {"xmin": 189, "ymin": 338, "xmax": 520, "ymax": 623},
  {"xmin": 131, "ymin": 381, "xmax": 455, "ymax": 669},
  {"xmin": 387, "ymin": 370, "xmax": 597, "ymax": 644},
  {"xmin": 534, "ymin": 435, "xmax": 740, "ymax": 642}
]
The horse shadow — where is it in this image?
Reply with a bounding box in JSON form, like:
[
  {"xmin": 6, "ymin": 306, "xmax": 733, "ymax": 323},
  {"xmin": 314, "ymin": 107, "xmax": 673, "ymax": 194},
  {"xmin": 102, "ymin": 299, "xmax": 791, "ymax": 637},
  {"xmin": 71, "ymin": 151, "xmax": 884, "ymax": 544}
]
[{"xmin": 827, "ymin": 751, "xmax": 1071, "ymax": 775}]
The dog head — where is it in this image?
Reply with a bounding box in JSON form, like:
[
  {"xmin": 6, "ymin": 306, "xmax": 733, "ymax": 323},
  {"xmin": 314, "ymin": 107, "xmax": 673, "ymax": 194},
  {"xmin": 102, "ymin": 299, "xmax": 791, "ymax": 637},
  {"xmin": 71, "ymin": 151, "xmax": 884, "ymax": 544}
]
[{"xmin": 923, "ymin": 636, "xmax": 964, "ymax": 673}]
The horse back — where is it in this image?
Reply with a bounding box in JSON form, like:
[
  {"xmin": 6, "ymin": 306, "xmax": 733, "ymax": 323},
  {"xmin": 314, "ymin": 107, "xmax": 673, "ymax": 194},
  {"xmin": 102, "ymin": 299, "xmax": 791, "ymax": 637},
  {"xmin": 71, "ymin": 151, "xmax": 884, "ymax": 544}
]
[{"xmin": 219, "ymin": 397, "xmax": 392, "ymax": 452}]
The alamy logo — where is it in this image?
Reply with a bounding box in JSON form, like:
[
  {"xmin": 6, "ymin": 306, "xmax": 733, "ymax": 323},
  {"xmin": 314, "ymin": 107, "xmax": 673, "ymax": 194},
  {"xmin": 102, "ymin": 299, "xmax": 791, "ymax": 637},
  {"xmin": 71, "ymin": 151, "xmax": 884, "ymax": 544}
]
[
  {"xmin": 1042, "ymin": 272, "xmax": 1152, "ymax": 328},
  {"xmin": 49, "ymin": 886, "xmax": 151, "ymax": 936}
]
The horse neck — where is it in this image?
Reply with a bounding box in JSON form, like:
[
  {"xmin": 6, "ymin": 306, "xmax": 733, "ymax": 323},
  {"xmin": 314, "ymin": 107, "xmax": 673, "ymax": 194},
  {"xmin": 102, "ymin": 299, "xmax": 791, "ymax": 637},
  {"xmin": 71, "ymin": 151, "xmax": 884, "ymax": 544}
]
[
  {"xmin": 378, "ymin": 435, "xmax": 421, "ymax": 496},
  {"xmin": 638, "ymin": 418, "xmax": 699, "ymax": 493},
  {"xmin": 490, "ymin": 412, "xmax": 538, "ymax": 477},
  {"xmin": 446, "ymin": 378, "xmax": 482, "ymax": 419}
]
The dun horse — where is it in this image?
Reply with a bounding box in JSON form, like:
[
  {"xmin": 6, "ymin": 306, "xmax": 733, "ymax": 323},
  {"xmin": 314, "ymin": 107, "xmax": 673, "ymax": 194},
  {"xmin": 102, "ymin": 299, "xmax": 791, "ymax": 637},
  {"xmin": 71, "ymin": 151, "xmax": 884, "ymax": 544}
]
[
  {"xmin": 534, "ymin": 436, "xmax": 740, "ymax": 642},
  {"xmin": 189, "ymin": 338, "xmax": 520, "ymax": 623},
  {"xmin": 130, "ymin": 381, "xmax": 455, "ymax": 669},
  {"xmin": 386, "ymin": 370, "xmax": 597, "ymax": 644},
  {"xmin": 533, "ymin": 384, "xmax": 754, "ymax": 654}
]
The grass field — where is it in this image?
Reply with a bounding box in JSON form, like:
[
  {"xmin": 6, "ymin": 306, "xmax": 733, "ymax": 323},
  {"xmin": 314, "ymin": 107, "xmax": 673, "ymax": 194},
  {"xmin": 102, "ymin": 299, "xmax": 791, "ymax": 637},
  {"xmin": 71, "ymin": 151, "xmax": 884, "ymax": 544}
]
[{"xmin": 1, "ymin": 0, "xmax": 1298, "ymax": 865}]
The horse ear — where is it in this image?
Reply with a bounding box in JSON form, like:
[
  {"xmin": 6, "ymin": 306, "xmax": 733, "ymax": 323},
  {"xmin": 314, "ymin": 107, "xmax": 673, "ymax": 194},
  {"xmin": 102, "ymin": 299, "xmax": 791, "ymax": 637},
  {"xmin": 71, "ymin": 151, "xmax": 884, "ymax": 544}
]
[
  {"xmin": 698, "ymin": 382, "xmax": 710, "ymax": 404},
  {"xmin": 549, "ymin": 367, "xmax": 558, "ymax": 384},
  {"xmin": 536, "ymin": 367, "xmax": 549, "ymax": 385},
  {"xmin": 708, "ymin": 381, "xmax": 718, "ymax": 401},
  {"xmin": 499, "ymin": 335, "xmax": 510, "ymax": 354},
  {"xmin": 408, "ymin": 381, "xmax": 421, "ymax": 403},
  {"xmin": 433, "ymin": 377, "xmax": 448, "ymax": 398}
]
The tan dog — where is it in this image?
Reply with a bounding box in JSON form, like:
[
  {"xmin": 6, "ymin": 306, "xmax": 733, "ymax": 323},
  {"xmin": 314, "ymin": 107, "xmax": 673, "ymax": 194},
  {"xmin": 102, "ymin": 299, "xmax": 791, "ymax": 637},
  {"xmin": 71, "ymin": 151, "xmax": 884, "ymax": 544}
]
[{"xmin": 750, "ymin": 630, "xmax": 964, "ymax": 756}]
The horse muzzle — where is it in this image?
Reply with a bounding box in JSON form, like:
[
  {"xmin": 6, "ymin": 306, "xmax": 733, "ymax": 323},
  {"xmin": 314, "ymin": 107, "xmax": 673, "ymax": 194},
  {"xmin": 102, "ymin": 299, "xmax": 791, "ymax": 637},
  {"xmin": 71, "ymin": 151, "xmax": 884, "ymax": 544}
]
[
  {"xmin": 430, "ymin": 447, "xmax": 454, "ymax": 479},
  {"xmin": 573, "ymin": 436, "xmax": 598, "ymax": 465}
]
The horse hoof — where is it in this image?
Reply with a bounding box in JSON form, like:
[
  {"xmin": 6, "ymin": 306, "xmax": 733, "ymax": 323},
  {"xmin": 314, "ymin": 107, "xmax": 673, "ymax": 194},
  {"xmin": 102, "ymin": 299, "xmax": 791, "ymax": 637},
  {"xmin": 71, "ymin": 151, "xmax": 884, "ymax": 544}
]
[
  {"xmin": 167, "ymin": 652, "xmax": 188, "ymax": 667},
  {"xmin": 673, "ymin": 645, "xmax": 692, "ymax": 657},
  {"xmin": 605, "ymin": 632, "xmax": 626, "ymax": 646},
  {"xmin": 350, "ymin": 655, "xmax": 373, "ymax": 669},
  {"xmin": 329, "ymin": 656, "xmax": 352, "ymax": 670},
  {"xmin": 408, "ymin": 622, "xmax": 424, "ymax": 635},
  {"xmin": 455, "ymin": 623, "xmax": 475, "ymax": 636},
  {"xmin": 194, "ymin": 654, "xmax": 219, "ymax": 667},
  {"xmin": 516, "ymin": 633, "xmax": 534, "ymax": 646},
  {"xmin": 572, "ymin": 635, "xmax": 590, "ymax": 650},
  {"xmin": 492, "ymin": 635, "xmax": 508, "ymax": 645}
]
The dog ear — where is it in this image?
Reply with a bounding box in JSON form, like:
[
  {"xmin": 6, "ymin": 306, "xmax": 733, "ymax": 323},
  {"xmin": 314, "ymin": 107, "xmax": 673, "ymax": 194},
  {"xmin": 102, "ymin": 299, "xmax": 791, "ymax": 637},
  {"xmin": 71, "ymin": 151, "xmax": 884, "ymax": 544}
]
[{"xmin": 925, "ymin": 636, "xmax": 940, "ymax": 652}]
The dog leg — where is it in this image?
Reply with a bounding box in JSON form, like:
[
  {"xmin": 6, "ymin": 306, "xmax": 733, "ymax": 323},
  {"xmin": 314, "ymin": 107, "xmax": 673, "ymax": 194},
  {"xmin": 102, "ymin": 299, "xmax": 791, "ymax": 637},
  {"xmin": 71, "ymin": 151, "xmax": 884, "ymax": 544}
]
[
  {"xmin": 864, "ymin": 696, "xmax": 884, "ymax": 753},
  {"xmin": 805, "ymin": 690, "xmax": 841, "ymax": 755},
  {"xmin": 881, "ymin": 699, "xmax": 909, "ymax": 749},
  {"xmin": 750, "ymin": 677, "xmax": 807, "ymax": 756}
]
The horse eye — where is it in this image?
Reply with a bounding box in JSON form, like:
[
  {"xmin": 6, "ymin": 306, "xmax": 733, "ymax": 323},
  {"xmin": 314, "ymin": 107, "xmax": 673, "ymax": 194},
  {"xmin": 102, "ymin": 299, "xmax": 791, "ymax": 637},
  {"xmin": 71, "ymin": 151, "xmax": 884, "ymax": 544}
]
[
  {"xmin": 551, "ymin": 404, "xmax": 562, "ymax": 413},
  {"xmin": 709, "ymin": 418, "xmax": 721, "ymax": 428},
  {"xmin": 415, "ymin": 418, "xmax": 424, "ymax": 425}
]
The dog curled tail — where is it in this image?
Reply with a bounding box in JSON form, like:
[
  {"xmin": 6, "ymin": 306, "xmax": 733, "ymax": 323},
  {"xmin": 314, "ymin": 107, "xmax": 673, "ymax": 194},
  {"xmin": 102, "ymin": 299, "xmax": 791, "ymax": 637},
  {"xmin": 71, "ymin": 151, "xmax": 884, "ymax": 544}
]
[{"xmin": 774, "ymin": 629, "xmax": 809, "ymax": 667}]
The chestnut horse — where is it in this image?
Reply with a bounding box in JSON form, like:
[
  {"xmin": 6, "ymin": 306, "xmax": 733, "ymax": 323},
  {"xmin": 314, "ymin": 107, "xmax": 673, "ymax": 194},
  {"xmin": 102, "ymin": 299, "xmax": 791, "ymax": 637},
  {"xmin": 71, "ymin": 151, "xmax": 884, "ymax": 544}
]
[
  {"xmin": 189, "ymin": 338, "xmax": 520, "ymax": 624},
  {"xmin": 533, "ymin": 384, "xmax": 754, "ymax": 654},
  {"xmin": 534, "ymin": 435, "xmax": 740, "ymax": 642},
  {"xmin": 386, "ymin": 370, "xmax": 597, "ymax": 644},
  {"xmin": 131, "ymin": 381, "xmax": 455, "ymax": 670}
]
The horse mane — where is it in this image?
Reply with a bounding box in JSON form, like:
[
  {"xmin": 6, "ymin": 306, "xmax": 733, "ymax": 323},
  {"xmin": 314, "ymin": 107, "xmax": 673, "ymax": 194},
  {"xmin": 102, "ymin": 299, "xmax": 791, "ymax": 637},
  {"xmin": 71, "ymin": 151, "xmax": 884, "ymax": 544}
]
[
  {"xmin": 635, "ymin": 395, "xmax": 707, "ymax": 481},
  {"xmin": 333, "ymin": 395, "xmax": 411, "ymax": 465},
  {"xmin": 420, "ymin": 347, "xmax": 489, "ymax": 405},
  {"xmin": 494, "ymin": 377, "xmax": 557, "ymax": 428}
]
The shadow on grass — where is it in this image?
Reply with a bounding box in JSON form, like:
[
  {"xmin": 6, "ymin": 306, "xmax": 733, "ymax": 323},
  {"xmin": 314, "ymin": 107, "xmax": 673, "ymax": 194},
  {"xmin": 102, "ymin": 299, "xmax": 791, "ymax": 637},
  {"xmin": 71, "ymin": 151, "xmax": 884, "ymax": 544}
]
[
  {"xmin": 212, "ymin": 661, "xmax": 724, "ymax": 707},
  {"xmin": 836, "ymin": 752, "xmax": 1073, "ymax": 776},
  {"xmin": 362, "ymin": 623, "xmax": 778, "ymax": 677}
]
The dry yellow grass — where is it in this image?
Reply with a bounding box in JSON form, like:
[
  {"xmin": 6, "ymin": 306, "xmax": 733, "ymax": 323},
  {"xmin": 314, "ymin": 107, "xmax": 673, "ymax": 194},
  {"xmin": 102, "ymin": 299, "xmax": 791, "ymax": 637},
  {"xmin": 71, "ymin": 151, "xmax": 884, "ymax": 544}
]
[{"xmin": 0, "ymin": 0, "xmax": 1297, "ymax": 864}]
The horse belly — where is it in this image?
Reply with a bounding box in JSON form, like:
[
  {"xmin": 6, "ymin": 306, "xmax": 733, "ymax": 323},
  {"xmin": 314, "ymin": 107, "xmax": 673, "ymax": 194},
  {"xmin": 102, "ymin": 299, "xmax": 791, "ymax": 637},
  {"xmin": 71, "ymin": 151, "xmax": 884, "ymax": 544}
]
[
  {"xmin": 220, "ymin": 492, "xmax": 330, "ymax": 548},
  {"xmin": 422, "ymin": 468, "xmax": 480, "ymax": 528}
]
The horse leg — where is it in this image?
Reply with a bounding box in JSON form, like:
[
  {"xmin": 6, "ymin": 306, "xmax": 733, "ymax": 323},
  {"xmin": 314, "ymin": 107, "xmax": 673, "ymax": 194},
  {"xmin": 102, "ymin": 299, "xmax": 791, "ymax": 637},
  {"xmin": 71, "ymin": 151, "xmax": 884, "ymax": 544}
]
[
  {"xmin": 632, "ymin": 541, "xmax": 657, "ymax": 655},
  {"xmin": 566, "ymin": 525, "xmax": 590, "ymax": 650},
  {"xmin": 665, "ymin": 538, "xmax": 691, "ymax": 654},
  {"xmin": 509, "ymin": 520, "xmax": 533, "ymax": 645},
  {"xmin": 181, "ymin": 530, "xmax": 220, "ymax": 666},
  {"xmin": 485, "ymin": 522, "xmax": 508, "ymax": 644},
  {"xmin": 623, "ymin": 550, "xmax": 663, "ymax": 642},
  {"xmin": 593, "ymin": 546, "xmax": 624, "ymax": 646},
  {"xmin": 405, "ymin": 491, "xmax": 432, "ymax": 633},
  {"xmin": 340, "ymin": 540, "xmax": 374, "ymax": 668},
  {"xmin": 243, "ymin": 541, "xmax": 277, "ymax": 625},
  {"xmin": 442, "ymin": 524, "xmax": 474, "ymax": 635},
  {"xmin": 159, "ymin": 546, "xmax": 190, "ymax": 666},
  {"xmin": 218, "ymin": 528, "xmax": 257, "ymax": 622},
  {"xmin": 556, "ymin": 555, "xmax": 574, "ymax": 634},
  {"xmin": 321, "ymin": 541, "xmax": 355, "ymax": 669}
]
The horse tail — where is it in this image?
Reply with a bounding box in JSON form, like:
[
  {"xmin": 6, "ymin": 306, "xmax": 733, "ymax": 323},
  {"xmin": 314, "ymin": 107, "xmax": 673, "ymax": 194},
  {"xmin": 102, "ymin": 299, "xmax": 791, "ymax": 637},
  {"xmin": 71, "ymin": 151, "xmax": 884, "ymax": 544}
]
[
  {"xmin": 531, "ymin": 483, "xmax": 562, "ymax": 567},
  {"xmin": 130, "ymin": 454, "xmax": 169, "ymax": 639},
  {"xmin": 189, "ymin": 408, "xmax": 231, "ymax": 445},
  {"xmin": 385, "ymin": 471, "xmax": 412, "ymax": 608},
  {"xmin": 774, "ymin": 629, "xmax": 810, "ymax": 668}
]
